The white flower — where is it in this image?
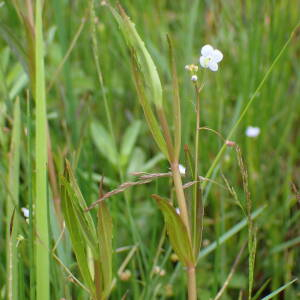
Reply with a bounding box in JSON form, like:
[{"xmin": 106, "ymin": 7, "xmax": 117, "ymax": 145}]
[
  {"xmin": 21, "ymin": 207, "xmax": 29, "ymax": 218},
  {"xmin": 178, "ymin": 164, "xmax": 186, "ymax": 175},
  {"xmin": 175, "ymin": 207, "xmax": 180, "ymax": 215},
  {"xmin": 199, "ymin": 44, "xmax": 223, "ymax": 72},
  {"xmin": 246, "ymin": 126, "xmax": 260, "ymax": 138},
  {"xmin": 191, "ymin": 75, "xmax": 198, "ymax": 82}
]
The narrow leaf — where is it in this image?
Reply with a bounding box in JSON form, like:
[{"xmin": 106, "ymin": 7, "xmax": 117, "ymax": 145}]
[
  {"xmin": 261, "ymin": 278, "xmax": 297, "ymax": 300},
  {"xmin": 97, "ymin": 201, "xmax": 113, "ymax": 297},
  {"xmin": 35, "ymin": 1, "xmax": 50, "ymax": 299},
  {"xmin": 152, "ymin": 194, "xmax": 194, "ymax": 266},
  {"xmin": 131, "ymin": 52, "xmax": 168, "ymax": 158},
  {"xmin": 6, "ymin": 98, "xmax": 21, "ymax": 300},
  {"xmin": 109, "ymin": 4, "xmax": 163, "ymax": 108},
  {"xmin": 62, "ymin": 161, "xmax": 98, "ymax": 257},
  {"xmin": 61, "ymin": 179, "xmax": 95, "ymax": 296},
  {"xmin": 167, "ymin": 36, "xmax": 181, "ymax": 160},
  {"xmin": 252, "ymin": 278, "xmax": 271, "ymax": 300}
]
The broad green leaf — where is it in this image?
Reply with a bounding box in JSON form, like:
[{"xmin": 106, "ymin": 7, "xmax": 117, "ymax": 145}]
[
  {"xmin": 120, "ymin": 120, "xmax": 141, "ymax": 167},
  {"xmin": 152, "ymin": 194, "xmax": 194, "ymax": 266},
  {"xmin": 91, "ymin": 121, "xmax": 118, "ymax": 167},
  {"xmin": 109, "ymin": 4, "xmax": 162, "ymax": 108},
  {"xmin": 261, "ymin": 278, "xmax": 297, "ymax": 300},
  {"xmin": 97, "ymin": 201, "xmax": 113, "ymax": 298},
  {"xmin": 62, "ymin": 161, "xmax": 98, "ymax": 257}
]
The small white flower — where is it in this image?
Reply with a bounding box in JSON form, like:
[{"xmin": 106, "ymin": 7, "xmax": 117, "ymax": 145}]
[
  {"xmin": 178, "ymin": 164, "xmax": 186, "ymax": 175},
  {"xmin": 175, "ymin": 207, "xmax": 180, "ymax": 215},
  {"xmin": 191, "ymin": 75, "xmax": 198, "ymax": 82},
  {"xmin": 246, "ymin": 126, "xmax": 260, "ymax": 138},
  {"xmin": 199, "ymin": 44, "xmax": 223, "ymax": 72},
  {"xmin": 185, "ymin": 65, "xmax": 190, "ymax": 70},
  {"xmin": 21, "ymin": 207, "xmax": 29, "ymax": 218}
]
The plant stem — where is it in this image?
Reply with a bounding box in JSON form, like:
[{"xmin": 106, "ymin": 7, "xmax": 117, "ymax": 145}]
[
  {"xmin": 187, "ymin": 265, "xmax": 197, "ymax": 300},
  {"xmin": 193, "ymin": 84, "xmax": 200, "ymax": 252},
  {"xmin": 171, "ymin": 162, "xmax": 191, "ymax": 239}
]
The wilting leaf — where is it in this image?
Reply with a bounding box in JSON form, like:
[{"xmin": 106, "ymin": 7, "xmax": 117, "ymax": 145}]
[
  {"xmin": 152, "ymin": 194, "xmax": 194, "ymax": 266},
  {"xmin": 62, "ymin": 161, "xmax": 98, "ymax": 257},
  {"xmin": 61, "ymin": 174, "xmax": 95, "ymax": 296}
]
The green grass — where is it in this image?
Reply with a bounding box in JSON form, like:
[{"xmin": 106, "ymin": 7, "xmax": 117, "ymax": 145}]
[{"xmin": 0, "ymin": 0, "xmax": 299, "ymax": 299}]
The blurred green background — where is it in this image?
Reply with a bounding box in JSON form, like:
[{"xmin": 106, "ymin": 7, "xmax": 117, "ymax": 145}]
[{"xmin": 0, "ymin": 0, "xmax": 299, "ymax": 299}]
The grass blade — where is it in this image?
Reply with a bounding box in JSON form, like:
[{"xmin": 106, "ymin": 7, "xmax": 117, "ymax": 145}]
[
  {"xmin": 261, "ymin": 278, "xmax": 297, "ymax": 300},
  {"xmin": 35, "ymin": 1, "xmax": 50, "ymax": 299},
  {"xmin": 6, "ymin": 98, "xmax": 21, "ymax": 300}
]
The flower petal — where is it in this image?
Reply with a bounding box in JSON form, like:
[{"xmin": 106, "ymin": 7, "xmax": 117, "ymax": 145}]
[
  {"xmin": 208, "ymin": 61, "xmax": 218, "ymax": 71},
  {"xmin": 213, "ymin": 49, "xmax": 223, "ymax": 63},
  {"xmin": 199, "ymin": 56, "xmax": 208, "ymax": 68},
  {"xmin": 246, "ymin": 126, "xmax": 260, "ymax": 138},
  {"xmin": 201, "ymin": 44, "xmax": 214, "ymax": 56}
]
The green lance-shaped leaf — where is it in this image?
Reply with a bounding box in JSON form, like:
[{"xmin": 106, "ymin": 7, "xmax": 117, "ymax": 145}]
[
  {"xmin": 120, "ymin": 120, "xmax": 141, "ymax": 167},
  {"xmin": 109, "ymin": 4, "xmax": 163, "ymax": 108},
  {"xmin": 62, "ymin": 161, "xmax": 99, "ymax": 258},
  {"xmin": 91, "ymin": 122, "xmax": 119, "ymax": 167},
  {"xmin": 109, "ymin": 4, "xmax": 168, "ymax": 159},
  {"xmin": 152, "ymin": 194, "xmax": 194, "ymax": 266},
  {"xmin": 131, "ymin": 53, "xmax": 169, "ymax": 159},
  {"xmin": 61, "ymin": 177, "xmax": 95, "ymax": 296},
  {"xmin": 96, "ymin": 201, "xmax": 113, "ymax": 298}
]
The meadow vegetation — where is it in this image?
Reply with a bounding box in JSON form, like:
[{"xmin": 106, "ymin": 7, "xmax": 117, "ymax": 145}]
[{"xmin": 0, "ymin": 0, "xmax": 299, "ymax": 299}]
